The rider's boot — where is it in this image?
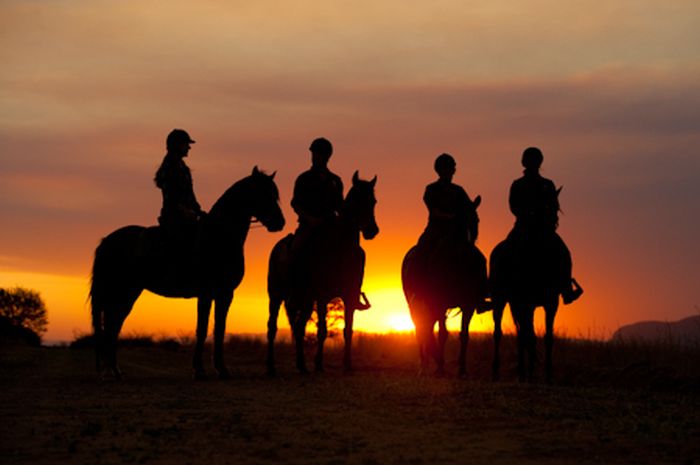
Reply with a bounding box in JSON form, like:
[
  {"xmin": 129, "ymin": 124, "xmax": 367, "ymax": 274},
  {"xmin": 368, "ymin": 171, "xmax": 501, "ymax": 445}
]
[
  {"xmin": 349, "ymin": 292, "xmax": 371, "ymax": 311},
  {"xmin": 476, "ymin": 298, "xmax": 493, "ymax": 314},
  {"xmin": 562, "ymin": 278, "xmax": 583, "ymax": 304}
]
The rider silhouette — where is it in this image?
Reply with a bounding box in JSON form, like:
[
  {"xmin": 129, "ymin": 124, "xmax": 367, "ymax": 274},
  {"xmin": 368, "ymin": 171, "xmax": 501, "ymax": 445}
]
[
  {"xmin": 416, "ymin": 154, "xmax": 489, "ymax": 311},
  {"xmin": 290, "ymin": 137, "xmax": 369, "ymax": 310},
  {"xmin": 154, "ymin": 129, "xmax": 205, "ymax": 251},
  {"xmin": 291, "ymin": 137, "xmax": 343, "ymax": 233},
  {"xmin": 418, "ymin": 153, "xmax": 477, "ymax": 247},
  {"xmin": 508, "ymin": 147, "xmax": 582, "ymax": 304}
]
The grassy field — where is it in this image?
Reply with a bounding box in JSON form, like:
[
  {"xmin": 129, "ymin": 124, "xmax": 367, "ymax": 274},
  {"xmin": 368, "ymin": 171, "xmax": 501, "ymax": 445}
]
[{"xmin": 1, "ymin": 332, "xmax": 699, "ymax": 465}]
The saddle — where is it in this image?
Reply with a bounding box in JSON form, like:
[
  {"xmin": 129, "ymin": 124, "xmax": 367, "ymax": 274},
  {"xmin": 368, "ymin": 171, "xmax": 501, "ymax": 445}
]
[{"xmin": 137, "ymin": 223, "xmax": 202, "ymax": 296}]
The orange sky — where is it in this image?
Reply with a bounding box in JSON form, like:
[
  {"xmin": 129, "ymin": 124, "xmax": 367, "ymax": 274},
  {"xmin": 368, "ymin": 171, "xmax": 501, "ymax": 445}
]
[{"xmin": 1, "ymin": 1, "xmax": 699, "ymax": 342}]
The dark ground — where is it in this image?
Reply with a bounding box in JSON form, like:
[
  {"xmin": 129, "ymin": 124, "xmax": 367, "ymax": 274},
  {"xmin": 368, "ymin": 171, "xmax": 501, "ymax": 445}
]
[{"xmin": 1, "ymin": 333, "xmax": 699, "ymax": 465}]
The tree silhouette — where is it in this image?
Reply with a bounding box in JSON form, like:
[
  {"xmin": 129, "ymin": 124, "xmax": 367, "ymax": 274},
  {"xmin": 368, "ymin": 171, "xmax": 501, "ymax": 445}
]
[
  {"xmin": 0, "ymin": 287, "xmax": 48, "ymax": 340},
  {"xmin": 306, "ymin": 297, "xmax": 345, "ymax": 342}
]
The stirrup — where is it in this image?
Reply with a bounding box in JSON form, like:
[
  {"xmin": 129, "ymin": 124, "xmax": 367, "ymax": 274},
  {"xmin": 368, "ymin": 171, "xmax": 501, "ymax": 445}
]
[{"xmin": 356, "ymin": 292, "xmax": 371, "ymax": 311}]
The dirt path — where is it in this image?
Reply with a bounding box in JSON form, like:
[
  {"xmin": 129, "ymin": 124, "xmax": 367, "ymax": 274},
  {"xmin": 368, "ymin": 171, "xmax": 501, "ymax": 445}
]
[{"xmin": 1, "ymin": 343, "xmax": 698, "ymax": 464}]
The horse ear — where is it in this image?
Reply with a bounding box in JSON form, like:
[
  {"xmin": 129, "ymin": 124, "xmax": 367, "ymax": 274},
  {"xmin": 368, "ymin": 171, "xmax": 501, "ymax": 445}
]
[
  {"xmin": 370, "ymin": 175, "xmax": 377, "ymax": 187},
  {"xmin": 252, "ymin": 166, "xmax": 260, "ymax": 176},
  {"xmin": 474, "ymin": 195, "xmax": 482, "ymax": 208},
  {"xmin": 557, "ymin": 186, "xmax": 563, "ymax": 196},
  {"xmin": 352, "ymin": 170, "xmax": 359, "ymax": 185},
  {"xmin": 270, "ymin": 170, "xmax": 276, "ymax": 180}
]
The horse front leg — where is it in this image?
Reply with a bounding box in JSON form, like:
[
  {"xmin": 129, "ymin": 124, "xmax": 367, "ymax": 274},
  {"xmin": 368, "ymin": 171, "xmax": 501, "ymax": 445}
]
[
  {"xmin": 491, "ymin": 299, "xmax": 505, "ymax": 381},
  {"xmin": 458, "ymin": 309, "xmax": 474, "ymax": 378},
  {"xmin": 266, "ymin": 296, "xmax": 282, "ymax": 377},
  {"xmin": 544, "ymin": 300, "xmax": 559, "ymax": 384},
  {"xmin": 343, "ymin": 305, "xmax": 355, "ymax": 373},
  {"xmin": 314, "ymin": 300, "xmax": 328, "ymax": 373},
  {"xmin": 213, "ymin": 292, "xmax": 233, "ymax": 380},
  {"xmin": 193, "ymin": 296, "xmax": 212, "ymax": 380}
]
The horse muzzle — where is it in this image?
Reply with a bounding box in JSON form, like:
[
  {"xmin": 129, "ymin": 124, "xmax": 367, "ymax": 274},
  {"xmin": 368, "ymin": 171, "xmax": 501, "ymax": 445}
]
[
  {"xmin": 362, "ymin": 224, "xmax": 379, "ymax": 240},
  {"xmin": 263, "ymin": 216, "xmax": 285, "ymax": 232}
]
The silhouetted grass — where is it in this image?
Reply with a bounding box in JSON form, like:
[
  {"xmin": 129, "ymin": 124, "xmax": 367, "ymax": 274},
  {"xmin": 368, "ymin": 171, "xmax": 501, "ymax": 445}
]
[
  {"xmin": 69, "ymin": 329, "xmax": 700, "ymax": 390},
  {"xmin": 2, "ymin": 330, "xmax": 698, "ymax": 465}
]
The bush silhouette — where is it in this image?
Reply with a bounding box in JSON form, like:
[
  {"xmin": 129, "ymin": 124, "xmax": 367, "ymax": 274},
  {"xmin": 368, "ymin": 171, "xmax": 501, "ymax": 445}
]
[{"xmin": 0, "ymin": 287, "xmax": 48, "ymax": 345}]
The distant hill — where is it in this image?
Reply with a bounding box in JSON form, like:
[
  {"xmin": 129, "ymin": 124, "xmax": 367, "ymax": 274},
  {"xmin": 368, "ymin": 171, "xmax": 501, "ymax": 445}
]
[{"xmin": 611, "ymin": 315, "xmax": 700, "ymax": 345}]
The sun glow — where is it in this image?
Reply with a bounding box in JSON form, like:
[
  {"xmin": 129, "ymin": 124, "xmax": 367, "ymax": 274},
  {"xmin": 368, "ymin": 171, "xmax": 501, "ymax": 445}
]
[{"xmin": 386, "ymin": 313, "xmax": 415, "ymax": 332}]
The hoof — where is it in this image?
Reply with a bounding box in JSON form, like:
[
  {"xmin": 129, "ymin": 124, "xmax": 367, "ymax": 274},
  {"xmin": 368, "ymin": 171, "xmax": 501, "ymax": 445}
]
[
  {"xmin": 297, "ymin": 364, "xmax": 309, "ymax": 375},
  {"xmin": 193, "ymin": 369, "xmax": 208, "ymax": 381},
  {"xmin": 217, "ymin": 367, "xmax": 232, "ymax": 380},
  {"xmin": 100, "ymin": 367, "xmax": 122, "ymax": 382}
]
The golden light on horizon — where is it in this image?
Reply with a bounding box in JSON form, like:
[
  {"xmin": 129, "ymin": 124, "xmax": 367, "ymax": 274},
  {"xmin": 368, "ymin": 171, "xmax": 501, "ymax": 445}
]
[{"xmin": 386, "ymin": 313, "xmax": 415, "ymax": 332}]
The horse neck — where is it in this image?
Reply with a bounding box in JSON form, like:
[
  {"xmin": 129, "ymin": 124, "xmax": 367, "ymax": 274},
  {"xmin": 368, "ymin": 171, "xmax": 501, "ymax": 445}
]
[
  {"xmin": 208, "ymin": 182, "xmax": 252, "ymax": 248},
  {"xmin": 337, "ymin": 209, "xmax": 361, "ymax": 246}
]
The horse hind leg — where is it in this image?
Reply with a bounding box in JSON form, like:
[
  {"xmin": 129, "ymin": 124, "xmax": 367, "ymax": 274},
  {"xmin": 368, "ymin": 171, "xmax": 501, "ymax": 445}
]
[
  {"xmin": 266, "ymin": 296, "xmax": 283, "ymax": 377},
  {"xmin": 491, "ymin": 299, "xmax": 505, "ymax": 381},
  {"xmin": 511, "ymin": 305, "xmax": 535, "ymax": 382},
  {"xmin": 343, "ymin": 305, "xmax": 355, "ymax": 373},
  {"xmin": 544, "ymin": 301, "xmax": 559, "ymax": 384},
  {"xmin": 193, "ymin": 296, "xmax": 212, "ymax": 380},
  {"xmin": 314, "ymin": 300, "xmax": 328, "ymax": 373},
  {"xmin": 409, "ymin": 302, "xmax": 430, "ymax": 376},
  {"xmin": 100, "ymin": 289, "xmax": 141, "ymax": 381},
  {"xmin": 435, "ymin": 317, "xmax": 448, "ymax": 377},
  {"xmin": 521, "ymin": 308, "xmax": 538, "ymax": 382},
  {"xmin": 415, "ymin": 324, "xmax": 431, "ymax": 376},
  {"xmin": 458, "ymin": 309, "xmax": 474, "ymax": 378},
  {"xmin": 289, "ymin": 298, "xmax": 311, "ymax": 374}
]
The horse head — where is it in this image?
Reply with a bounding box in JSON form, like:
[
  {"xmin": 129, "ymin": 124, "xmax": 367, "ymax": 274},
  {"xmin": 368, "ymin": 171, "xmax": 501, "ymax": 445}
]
[
  {"xmin": 466, "ymin": 194, "xmax": 481, "ymax": 243},
  {"xmin": 248, "ymin": 166, "xmax": 285, "ymax": 232},
  {"xmin": 344, "ymin": 171, "xmax": 379, "ymax": 240}
]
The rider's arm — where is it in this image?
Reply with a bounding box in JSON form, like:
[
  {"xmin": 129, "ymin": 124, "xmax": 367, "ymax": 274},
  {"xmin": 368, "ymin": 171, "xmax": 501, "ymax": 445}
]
[{"xmin": 509, "ymin": 181, "xmax": 524, "ymax": 218}]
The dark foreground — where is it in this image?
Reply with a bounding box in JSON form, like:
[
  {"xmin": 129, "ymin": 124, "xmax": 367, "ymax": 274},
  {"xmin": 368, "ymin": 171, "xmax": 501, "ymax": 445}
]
[{"xmin": 1, "ymin": 334, "xmax": 699, "ymax": 465}]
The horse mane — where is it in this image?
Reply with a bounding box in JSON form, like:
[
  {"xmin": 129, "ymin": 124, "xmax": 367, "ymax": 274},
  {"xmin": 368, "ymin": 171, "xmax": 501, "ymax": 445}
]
[{"xmin": 208, "ymin": 170, "xmax": 267, "ymax": 216}]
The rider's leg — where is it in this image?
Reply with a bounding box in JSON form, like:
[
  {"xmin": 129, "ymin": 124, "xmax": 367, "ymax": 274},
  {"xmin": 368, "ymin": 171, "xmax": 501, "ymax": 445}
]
[{"xmin": 554, "ymin": 233, "xmax": 582, "ymax": 304}]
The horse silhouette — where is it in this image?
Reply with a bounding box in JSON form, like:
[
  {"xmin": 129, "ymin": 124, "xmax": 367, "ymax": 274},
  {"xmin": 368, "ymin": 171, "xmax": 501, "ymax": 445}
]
[
  {"xmin": 490, "ymin": 188, "xmax": 581, "ymax": 382},
  {"xmin": 90, "ymin": 167, "xmax": 285, "ymax": 380},
  {"xmin": 401, "ymin": 196, "xmax": 488, "ymax": 376},
  {"xmin": 266, "ymin": 171, "xmax": 379, "ymax": 374}
]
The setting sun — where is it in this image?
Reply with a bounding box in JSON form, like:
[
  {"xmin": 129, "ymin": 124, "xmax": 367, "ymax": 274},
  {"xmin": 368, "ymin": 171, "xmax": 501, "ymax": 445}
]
[{"xmin": 386, "ymin": 313, "xmax": 415, "ymax": 332}]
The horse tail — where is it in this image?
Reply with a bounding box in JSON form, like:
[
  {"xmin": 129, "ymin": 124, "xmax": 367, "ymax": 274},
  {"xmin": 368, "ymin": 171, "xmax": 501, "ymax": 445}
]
[
  {"xmin": 401, "ymin": 246, "xmax": 419, "ymax": 304},
  {"xmin": 90, "ymin": 238, "xmax": 110, "ymax": 372},
  {"xmin": 88, "ymin": 225, "xmax": 144, "ymax": 373}
]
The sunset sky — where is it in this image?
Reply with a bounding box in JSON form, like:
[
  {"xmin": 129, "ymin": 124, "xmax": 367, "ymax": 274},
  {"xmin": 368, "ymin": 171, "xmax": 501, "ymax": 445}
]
[{"xmin": 1, "ymin": 1, "xmax": 699, "ymax": 342}]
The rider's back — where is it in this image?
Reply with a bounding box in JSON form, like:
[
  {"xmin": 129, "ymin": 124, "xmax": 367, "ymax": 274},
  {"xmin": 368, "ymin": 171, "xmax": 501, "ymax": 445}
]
[{"xmin": 509, "ymin": 171, "xmax": 559, "ymax": 234}]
